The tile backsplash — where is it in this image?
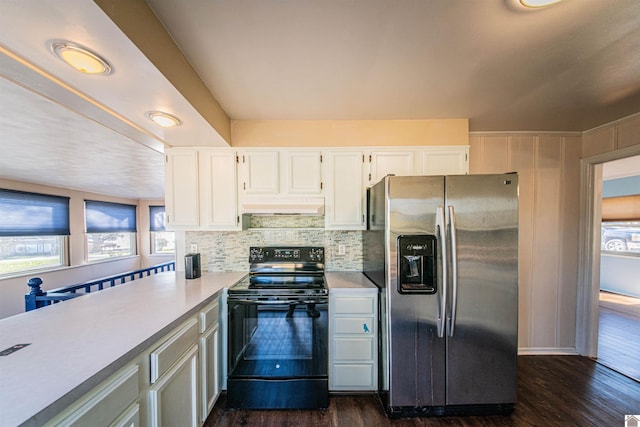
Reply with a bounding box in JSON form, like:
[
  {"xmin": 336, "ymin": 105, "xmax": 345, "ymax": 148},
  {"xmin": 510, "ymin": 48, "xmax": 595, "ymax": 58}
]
[{"xmin": 185, "ymin": 215, "xmax": 363, "ymax": 272}]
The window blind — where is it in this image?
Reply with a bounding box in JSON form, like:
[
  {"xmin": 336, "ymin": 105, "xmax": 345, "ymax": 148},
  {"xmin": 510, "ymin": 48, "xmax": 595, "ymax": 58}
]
[
  {"xmin": 149, "ymin": 206, "xmax": 166, "ymax": 231},
  {"xmin": 0, "ymin": 189, "xmax": 70, "ymax": 236},
  {"xmin": 85, "ymin": 200, "xmax": 137, "ymax": 233}
]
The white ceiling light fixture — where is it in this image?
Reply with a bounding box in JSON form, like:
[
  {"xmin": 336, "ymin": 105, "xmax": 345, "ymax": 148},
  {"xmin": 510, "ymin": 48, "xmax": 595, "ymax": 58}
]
[
  {"xmin": 146, "ymin": 110, "xmax": 182, "ymax": 128},
  {"xmin": 520, "ymin": 0, "xmax": 563, "ymax": 8},
  {"xmin": 50, "ymin": 41, "xmax": 112, "ymax": 75}
]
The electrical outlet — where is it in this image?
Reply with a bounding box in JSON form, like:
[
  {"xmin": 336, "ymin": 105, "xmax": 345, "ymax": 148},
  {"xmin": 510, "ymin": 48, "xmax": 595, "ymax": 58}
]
[
  {"xmin": 190, "ymin": 244, "xmax": 198, "ymax": 253},
  {"xmin": 338, "ymin": 244, "xmax": 346, "ymax": 255}
]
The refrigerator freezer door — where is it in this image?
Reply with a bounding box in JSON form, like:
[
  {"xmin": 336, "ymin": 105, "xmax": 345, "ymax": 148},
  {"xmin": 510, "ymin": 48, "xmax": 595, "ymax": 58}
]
[
  {"xmin": 386, "ymin": 176, "xmax": 446, "ymax": 407},
  {"xmin": 445, "ymin": 174, "xmax": 519, "ymax": 405}
]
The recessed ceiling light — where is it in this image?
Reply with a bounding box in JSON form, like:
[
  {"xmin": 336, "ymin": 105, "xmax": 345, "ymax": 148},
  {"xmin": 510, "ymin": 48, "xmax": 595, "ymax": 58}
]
[
  {"xmin": 50, "ymin": 41, "xmax": 112, "ymax": 75},
  {"xmin": 520, "ymin": 0, "xmax": 563, "ymax": 7},
  {"xmin": 146, "ymin": 111, "xmax": 182, "ymax": 128}
]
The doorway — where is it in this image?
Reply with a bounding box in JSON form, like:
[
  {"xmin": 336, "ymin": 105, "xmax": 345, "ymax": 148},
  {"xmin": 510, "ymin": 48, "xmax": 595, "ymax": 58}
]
[
  {"xmin": 576, "ymin": 147, "xmax": 640, "ymax": 379},
  {"xmin": 597, "ymin": 157, "xmax": 640, "ymax": 380}
]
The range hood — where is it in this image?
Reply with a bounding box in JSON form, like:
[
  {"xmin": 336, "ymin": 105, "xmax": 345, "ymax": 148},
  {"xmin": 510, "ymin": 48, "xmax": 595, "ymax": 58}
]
[{"xmin": 241, "ymin": 197, "xmax": 325, "ymax": 215}]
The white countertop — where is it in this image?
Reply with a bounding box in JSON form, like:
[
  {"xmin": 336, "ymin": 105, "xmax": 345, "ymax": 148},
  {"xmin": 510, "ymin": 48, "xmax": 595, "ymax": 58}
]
[
  {"xmin": 325, "ymin": 272, "xmax": 378, "ymax": 292},
  {"xmin": 0, "ymin": 271, "xmax": 246, "ymax": 427}
]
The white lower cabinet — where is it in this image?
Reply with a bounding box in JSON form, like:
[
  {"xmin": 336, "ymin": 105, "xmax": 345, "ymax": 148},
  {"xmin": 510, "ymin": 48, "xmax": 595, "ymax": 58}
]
[
  {"xmin": 149, "ymin": 344, "xmax": 199, "ymax": 427},
  {"xmin": 45, "ymin": 364, "xmax": 140, "ymax": 427},
  {"xmin": 111, "ymin": 403, "xmax": 140, "ymax": 427},
  {"xmin": 44, "ymin": 293, "xmax": 225, "ymax": 426},
  {"xmin": 329, "ymin": 291, "xmax": 378, "ymax": 391},
  {"xmin": 199, "ymin": 298, "xmax": 221, "ymax": 422}
]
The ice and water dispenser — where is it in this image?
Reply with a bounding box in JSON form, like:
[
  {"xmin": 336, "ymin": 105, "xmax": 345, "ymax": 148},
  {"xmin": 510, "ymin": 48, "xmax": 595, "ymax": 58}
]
[{"xmin": 397, "ymin": 235, "xmax": 437, "ymax": 294}]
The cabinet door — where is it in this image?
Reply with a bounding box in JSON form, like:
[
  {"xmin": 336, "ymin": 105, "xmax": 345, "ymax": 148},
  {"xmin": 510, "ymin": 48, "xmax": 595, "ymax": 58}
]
[
  {"xmin": 200, "ymin": 323, "xmax": 220, "ymax": 422},
  {"xmin": 324, "ymin": 151, "xmax": 366, "ymax": 230},
  {"xmin": 149, "ymin": 345, "xmax": 199, "ymax": 427},
  {"xmin": 421, "ymin": 148, "xmax": 468, "ymax": 175},
  {"xmin": 368, "ymin": 150, "xmax": 417, "ymax": 185},
  {"xmin": 282, "ymin": 150, "xmax": 323, "ymax": 195},
  {"xmin": 165, "ymin": 149, "xmax": 199, "ymax": 227},
  {"xmin": 199, "ymin": 150, "xmax": 239, "ymax": 229},
  {"xmin": 239, "ymin": 151, "xmax": 279, "ymax": 195}
]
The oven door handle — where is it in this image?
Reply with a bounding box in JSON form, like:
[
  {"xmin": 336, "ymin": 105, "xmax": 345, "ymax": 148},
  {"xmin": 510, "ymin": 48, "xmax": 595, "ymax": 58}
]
[{"xmin": 228, "ymin": 299, "xmax": 327, "ymax": 305}]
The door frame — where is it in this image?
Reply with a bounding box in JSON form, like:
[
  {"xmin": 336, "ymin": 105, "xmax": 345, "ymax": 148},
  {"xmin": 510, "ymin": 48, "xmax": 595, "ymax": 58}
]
[{"xmin": 576, "ymin": 144, "xmax": 640, "ymax": 356}]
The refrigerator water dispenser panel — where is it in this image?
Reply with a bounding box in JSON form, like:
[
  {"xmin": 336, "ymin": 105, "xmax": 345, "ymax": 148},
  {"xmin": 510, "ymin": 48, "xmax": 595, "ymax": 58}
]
[{"xmin": 397, "ymin": 235, "xmax": 437, "ymax": 294}]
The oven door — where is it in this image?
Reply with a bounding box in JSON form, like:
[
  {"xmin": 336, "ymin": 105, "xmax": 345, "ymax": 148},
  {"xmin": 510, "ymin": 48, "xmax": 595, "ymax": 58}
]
[{"xmin": 227, "ymin": 297, "xmax": 329, "ymax": 409}]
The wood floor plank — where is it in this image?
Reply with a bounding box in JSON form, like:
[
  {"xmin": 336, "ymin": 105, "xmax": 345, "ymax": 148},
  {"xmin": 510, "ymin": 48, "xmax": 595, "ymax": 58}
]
[
  {"xmin": 205, "ymin": 356, "xmax": 640, "ymax": 426},
  {"xmin": 598, "ymin": 292, "xmax": 640, "ymax": 381}
]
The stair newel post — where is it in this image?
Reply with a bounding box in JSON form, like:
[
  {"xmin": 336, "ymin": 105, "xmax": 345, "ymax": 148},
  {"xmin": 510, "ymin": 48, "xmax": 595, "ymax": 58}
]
[{"xmin": 25, "ymin": 277, "xmax": 46, "ymax": 311}]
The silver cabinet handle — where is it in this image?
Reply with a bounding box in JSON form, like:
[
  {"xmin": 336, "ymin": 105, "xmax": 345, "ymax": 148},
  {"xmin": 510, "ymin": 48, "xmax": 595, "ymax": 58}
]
[
  {"xmin": 436, "ymin": 205, "xmax": 447, "ymax": 338},
  {"xmin": 448, "ymin": 205, "xmax": 458, "ymax": 337}
]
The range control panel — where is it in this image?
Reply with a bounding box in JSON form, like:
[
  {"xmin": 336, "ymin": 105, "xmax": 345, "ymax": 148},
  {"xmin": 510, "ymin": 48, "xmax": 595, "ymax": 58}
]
[{"xmin": 249, "ymin": 246, "xmax": 324, "ymax": 263}]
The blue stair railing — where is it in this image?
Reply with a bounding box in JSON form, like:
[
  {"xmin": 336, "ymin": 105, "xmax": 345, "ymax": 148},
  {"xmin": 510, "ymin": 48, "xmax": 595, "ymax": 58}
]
[{"xmin": 25, "ymin": 261, "xmax": 175, "ymax": 312}]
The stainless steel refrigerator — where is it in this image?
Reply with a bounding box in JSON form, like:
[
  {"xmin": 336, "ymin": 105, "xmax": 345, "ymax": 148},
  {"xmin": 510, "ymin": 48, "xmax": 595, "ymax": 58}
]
[{"xmin": 364, "ymin": 174, "xmax": 518, "ymax": 417}]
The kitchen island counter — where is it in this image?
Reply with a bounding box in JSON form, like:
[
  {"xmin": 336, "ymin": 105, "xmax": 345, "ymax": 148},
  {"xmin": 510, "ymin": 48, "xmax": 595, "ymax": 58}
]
[{"xmin": 0, "ymin": 271, "xmax": 246, "ymax": 427}]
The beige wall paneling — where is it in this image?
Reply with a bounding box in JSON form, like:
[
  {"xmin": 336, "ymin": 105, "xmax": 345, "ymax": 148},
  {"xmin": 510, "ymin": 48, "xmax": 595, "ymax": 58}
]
[
  {"xmin": 468, "ymin": 135, "xmax": 483, "ymax": 173},
  {"xmin": 507, "ymin": 135, "xmax": 536, "ymax": 350},
  {"xmin": 582, "ymin": 126, "xmax": 615, "ymax": 158},
  {"xmin": 470, "ymin": 133, "xmax": 581, "ymax": 352},
  {"xmin": 483, "ymin": 136, "xmax": 510, "ymax": 173},
  {"xmin": 556, "ymin": 137, "xmax": 582, "ymax": 349},
  {"xmin": 616, "ymin": 114, "xmax": 640, "ymax": 150},
  {"xmin": 531, "ymin": 137, "xmax": 562, "ymax": 348}
]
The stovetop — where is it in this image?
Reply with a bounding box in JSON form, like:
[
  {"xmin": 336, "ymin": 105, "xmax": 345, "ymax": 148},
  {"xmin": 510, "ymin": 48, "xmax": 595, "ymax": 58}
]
[{"xmin": 228, "ymin": 246, "xmax": 327, "ymax": 298}]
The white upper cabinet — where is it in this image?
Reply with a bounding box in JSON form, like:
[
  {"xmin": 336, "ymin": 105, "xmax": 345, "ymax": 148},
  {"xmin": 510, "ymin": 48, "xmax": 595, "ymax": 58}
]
[
  {"xmin": 164, "ymin": 146, "xmax": 468, "ymax": 231},
  {"xmin": 165, "ymin": 149, "xmax": 199, "ymax": 228},
  {"xmin": 199, "ymin": 150, "xmax": 240, "ymax": 229},
  {"xmin": 367, "ymin": 150, "xmax": 419, "ymax": 185},
  {"xmin": 238, "ymin": 149, "xmax": 323, "ymax": 197},
  {"xmin": 239, "ymin": 150, "xmax": 280, "ymax": 195},
  {"xmin": 282, "ymin": 150, "xmax": 323, "ymax": 195},
  {"xmin": 324, "ymin": 150, "xmax": 366, "ymax": 230},
  {"xmin": 421, "ymin": 147, "xmax": 469, "ymax": 175},
  {"xmin": 165, "ymin": 148, "xmax": 241, "ymax": 231}
]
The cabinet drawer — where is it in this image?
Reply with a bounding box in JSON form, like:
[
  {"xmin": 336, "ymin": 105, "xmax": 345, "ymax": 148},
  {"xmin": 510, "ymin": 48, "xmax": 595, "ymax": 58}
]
[
  {"xmin": 333, "ymin": 317, "xmax": 374, "ymax": 335},
  {"xmin": 150, "ymin": 318, "xmax": 198, "ymax": 383},
  {"xmin": 332, "ymin": 297, "xmax": 374, "ymax": 315},
  {"xmin": 200, "ymin": 299, "xmax": 220, "ymax": 333},
  {"xmin": 52, "ymin": 365, "xmax": 139, "ymax": 427},
  {"xmin": 331, "ymin": 364, "xmax": 375, "ymax": 389},
  {"xmin": 333, "ymin": 337, "xmax": 374, "ymax": 361}
]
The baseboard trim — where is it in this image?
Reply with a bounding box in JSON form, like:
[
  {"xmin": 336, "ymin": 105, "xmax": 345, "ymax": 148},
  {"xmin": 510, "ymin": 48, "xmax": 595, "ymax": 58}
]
[{"xmin": 518, "ymin": 347, "xmax": 579, "ymax": 355}]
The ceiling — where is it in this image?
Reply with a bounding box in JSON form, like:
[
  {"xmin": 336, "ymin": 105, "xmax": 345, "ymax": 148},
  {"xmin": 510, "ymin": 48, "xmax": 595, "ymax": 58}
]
[{"xmin": 1, "ymin": 0, "xmax": 640, "ymax": 199}]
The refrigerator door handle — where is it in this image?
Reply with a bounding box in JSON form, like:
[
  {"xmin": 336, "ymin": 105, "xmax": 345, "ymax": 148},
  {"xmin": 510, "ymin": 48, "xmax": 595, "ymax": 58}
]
[
  {"xmin": 448, "ymin": 205, "xmax": 458, "ymax": 337},
  {"xmin": 436, "ymin": 205, "xmax": 447, "ymax": 338}
]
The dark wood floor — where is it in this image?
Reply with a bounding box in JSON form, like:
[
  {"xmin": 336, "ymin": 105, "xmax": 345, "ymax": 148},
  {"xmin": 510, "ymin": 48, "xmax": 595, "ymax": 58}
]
[
  {"xmin": 205, "ymin": 356, "xmax": 640, "ymax": 426},
  {"xmin": 598, "ymin": 291, "xmax": 640, "ymax": 381}
]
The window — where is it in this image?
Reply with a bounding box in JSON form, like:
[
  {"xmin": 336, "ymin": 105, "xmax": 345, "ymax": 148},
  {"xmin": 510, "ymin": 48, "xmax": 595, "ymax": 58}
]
[
  {"xmin": 0, "ymin": 189, "xmax": 69, "ymax": 276},
  {"xmin": 601, "ymin": 193, "xmax": 640, "ymax": 256},
  {"xmin": 150, "ymin": 206, "xmax": 175, "ymax": 254},
  {"xmin": 601, "ymin": 221, "xmax": 640, "ymax": 255},
  {"xmin": 85, "ymin": 200, "xmax": 137, "ymax": 262}
]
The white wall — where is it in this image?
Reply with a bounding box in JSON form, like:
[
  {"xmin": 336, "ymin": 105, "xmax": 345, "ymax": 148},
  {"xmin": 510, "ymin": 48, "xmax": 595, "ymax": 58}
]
[{"xmin": 601, "ymin": 254, "xmax": 640, "ymax": 298}]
